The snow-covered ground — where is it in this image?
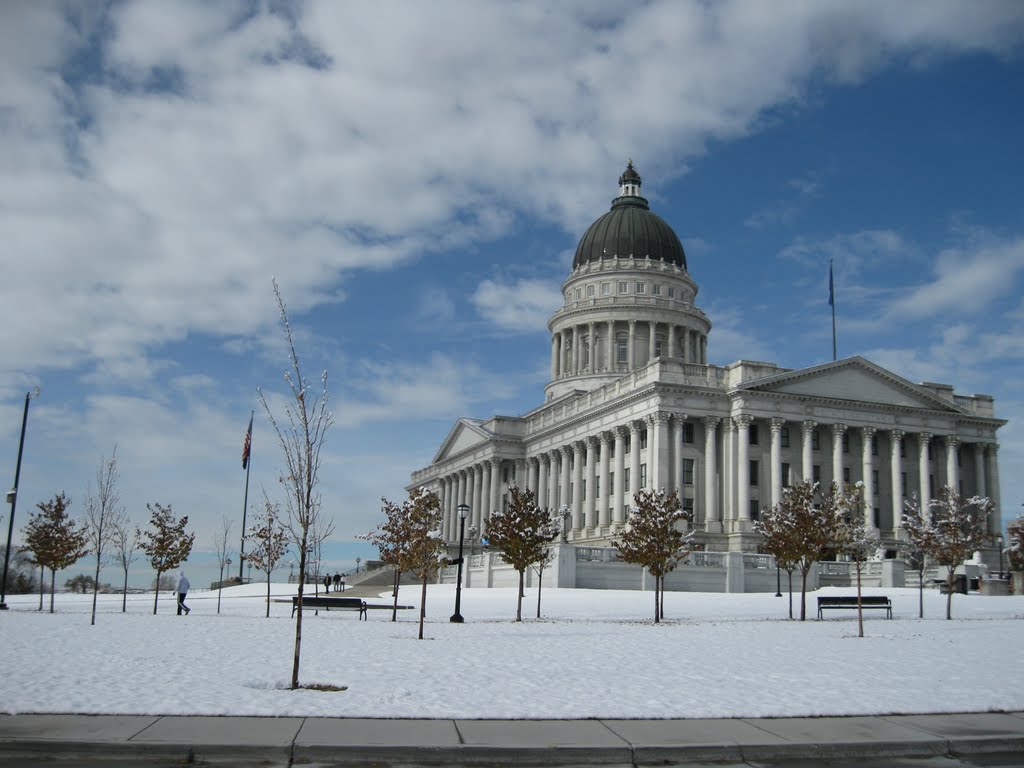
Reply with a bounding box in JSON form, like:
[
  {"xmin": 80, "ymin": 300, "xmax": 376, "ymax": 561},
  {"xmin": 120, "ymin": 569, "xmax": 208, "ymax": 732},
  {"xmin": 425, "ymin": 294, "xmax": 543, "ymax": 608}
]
[{"xmin": 1, "ymin": 583, "xmax": 1021, "ymax": 719}]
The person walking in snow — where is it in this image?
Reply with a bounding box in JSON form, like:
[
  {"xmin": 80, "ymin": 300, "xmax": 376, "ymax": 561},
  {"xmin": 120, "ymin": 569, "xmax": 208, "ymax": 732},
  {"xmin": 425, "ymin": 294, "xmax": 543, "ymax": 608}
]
[
  {"xmin": 333, "ymin": 572, "xmax": 341, "ymax": 591},
  {"xmin": 176, "ymin": 571, "xmax": 191, "ymax": 615},
  {"xmin": 323, "ymin": 574, "xmax": 331, "ymax": 593}
]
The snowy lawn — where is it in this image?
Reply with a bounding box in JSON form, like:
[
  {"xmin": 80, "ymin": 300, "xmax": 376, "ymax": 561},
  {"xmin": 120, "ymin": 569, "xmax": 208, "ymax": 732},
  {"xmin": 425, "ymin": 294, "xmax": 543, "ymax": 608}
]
[{"xmin": 1, "ymin": 583, "xmax": 1021, "ymax": 719}]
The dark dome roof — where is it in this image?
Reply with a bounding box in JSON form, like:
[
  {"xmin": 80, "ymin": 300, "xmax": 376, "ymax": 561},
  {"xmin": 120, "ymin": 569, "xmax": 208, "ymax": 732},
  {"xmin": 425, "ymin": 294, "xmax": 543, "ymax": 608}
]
[{"xmin": 573, "ymin": 162, "xmax": 687, "ymax": 271}]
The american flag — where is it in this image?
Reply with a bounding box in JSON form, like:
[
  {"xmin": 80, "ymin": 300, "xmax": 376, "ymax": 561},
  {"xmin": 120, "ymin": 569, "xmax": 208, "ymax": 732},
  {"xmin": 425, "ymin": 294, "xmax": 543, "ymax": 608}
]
[{"xmin": 242, "ymin": 413, "xmax": 253, "ymax": 470}]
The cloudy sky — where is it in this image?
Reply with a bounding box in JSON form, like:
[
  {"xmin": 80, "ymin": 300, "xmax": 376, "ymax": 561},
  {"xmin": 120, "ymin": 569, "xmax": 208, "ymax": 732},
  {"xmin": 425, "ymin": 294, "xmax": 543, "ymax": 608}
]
[{"xmin": 2, "ymin": 1, "xmax": 1023, "ymax": 586}]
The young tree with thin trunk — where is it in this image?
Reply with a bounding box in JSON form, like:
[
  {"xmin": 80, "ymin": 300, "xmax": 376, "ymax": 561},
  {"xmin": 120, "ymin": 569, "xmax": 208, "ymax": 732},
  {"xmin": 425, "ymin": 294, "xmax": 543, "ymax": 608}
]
[
  {"xmin": 213, "ymin": 513, "xmax": 234, "ymax": 614},
  {"xmin": 258, "ymin": 279, "xmax": 334, "ymax": 689},
  {"xmin": 755, "ymin": 501, "xmax": 802, "ymax": 619},
  {"xmin": 243, "ymin": 499, "xmax": 289, "ymax": 618},
  {"xmin": 1005, "ymin": 513, "xmax": 1023, "ymax": 576},
  {"xmin": 111, "ymin": 520, "xmax": 141, "ymax": 612},
  {"xmin": 23, "ymin": 492, "xmax": 89, "ymax": 614},
  {"xmin": 832, "ymin": 482, "xmax": 880, "ymax": 638},
  {"xmin": 82, "ymin": 448, "xmax": 126, "ymax": 626},
  {"xmin": 898, "ymin": 496, "xmax": 929, "ymax": 618},
  {"xmin": 140, "ymin": 503, "xmax": 194, "ymax": 615},
  {"xmin": 904, "ymin": 486, "xmax": 992, "ymax": 620},
  {"xmin": 613, "ymin": 488, "xmax": 693, "ymax": 623},
  {"xmin": 362, "ymin": 496, "xmax": 409, "ymax": 622},
  {"xmin": 532, "ymin": 520, "xmax": 558, "ymax": 619},
  {"xmin": 485, "ymin": 486, "xmax": 558, "ymax": 622}
]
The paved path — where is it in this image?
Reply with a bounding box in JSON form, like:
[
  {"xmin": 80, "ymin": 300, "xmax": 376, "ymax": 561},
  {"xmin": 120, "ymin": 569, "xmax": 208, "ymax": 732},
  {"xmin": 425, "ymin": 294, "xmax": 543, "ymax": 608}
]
[{"xmin": 1, "ymin": 711, "xmax": 1023, "ymax": 766}]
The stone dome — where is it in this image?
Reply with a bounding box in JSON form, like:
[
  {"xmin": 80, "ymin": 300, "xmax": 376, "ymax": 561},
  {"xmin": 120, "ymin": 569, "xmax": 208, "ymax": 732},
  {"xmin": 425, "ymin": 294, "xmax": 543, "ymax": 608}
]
[{"xmin": 572, "ymin": 161, "xmax": 687, "ymax": 271}]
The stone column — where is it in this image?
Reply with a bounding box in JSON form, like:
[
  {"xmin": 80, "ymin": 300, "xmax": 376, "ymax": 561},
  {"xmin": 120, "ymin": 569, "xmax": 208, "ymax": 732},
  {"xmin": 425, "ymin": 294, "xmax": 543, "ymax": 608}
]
[
  {"xmin": 945, "ymin": 435, "xmax": 960, "ymax": 493},
  {"xmin": 571, "ymin": 326, "xmax": 580, "ymax": 375},
  {"xmin": 673, "ymin": 414, "xmax": 685, "ymax": 498},
  {"xmin": 682, "ymin": 329, "xmax": 690, "ymax": 363},
  {"xmin": 918, "ymin": 432, "xmax": 932, "ymax": 514},
  {"xmin": 472, "ymin": 464, "xmax": 484, "ymax": 532},
  {"xmin": 735, "ymin": 415, "xmax": 752, "ymax": 522},
  {"xmin": 648, "ymin": 321, "xmax": 657, "ymax": 361},
  {"xmin": 613, "ymin": 426, "xmax": 627, "ymax": 525},
  {"xmin": 723, "ymin": 417, "xmax": 735, "ymax": 523},
  {"xmin": 861, "ymin": 426, "xmax": 876, "ymax": 529},
  {"xmin": 538, "ymin": 454, "xmax": 549, "ymax": 510},
  {"xmin": 668, "ymin": 325, "xmax": 676, "ymax": 358},
  {"xmin": 704, "ymin": 416, "xmax": 720, "ymax": 532},
  {"xmin": 770, "ymin": 417, "xmax": 784, "ymax": 508},
  {"xmin": 607, "ymin": 320, "xmax": 615, "ymax": 372},
  {"xmin": 598, "ymin": 432, "xmax": 611, "ymax": 528},
  {"xmin": 527, "ymin": 457, "xmax": 540, "ymax": 495},
  {"xmin": 586, "ymin": 322, "xmax": 596, "ymax": 372},
  {"xmin": 489, "ymin": 458, "xmax": 501, "ymax": 531},
  {"xmin": 572, "ymin": 441, "xmax": 585, "ymax": 533},
  {"xmin": 652, "ymin": 413, "xmax": 670, "ymax": 490},
  {"xmin": 629, "ymin": 421, "xmax": 642, "ymax": 510},
  {"xmin": 974, "ymin": 443, "xmax": 987, "ymax": 497},
  {"xmin": 481, "ymin": 461, "xmax": 492, "ymax": 536},
  {"xmin": 550, "ymin": 335, "xmax": 559, "ymax": 379},
  {"xmin": 558, "ymin": 447, "xmax": 570, "ymax": 511},
  {"xmin": 701, "ymin": 337, "xmax": 707, "ymax": 364},
  {"xmin": 801, "ymin": 420, "xmax": 816, "ymax": 482},
  {"xmin": 832, "ymin": 423, "xmax": 847, "ymax": 488},
  {"xmin": 988, "ymin": 444, "xmax": 1001, "ymax": 535},
  {"xmin": 441, "ymin": 476, "xmax": 452, "ymax": 542},
  {"xmin": 584, "ymin": 437, "xmax": 598, "ymax": 531},
  {"xmin": 628, "ymin": 320, "xmax": 637, "ymax": 369},
  {"xmin": 891, "ymin": 430, "xmax": 905, "ymax": 532}
]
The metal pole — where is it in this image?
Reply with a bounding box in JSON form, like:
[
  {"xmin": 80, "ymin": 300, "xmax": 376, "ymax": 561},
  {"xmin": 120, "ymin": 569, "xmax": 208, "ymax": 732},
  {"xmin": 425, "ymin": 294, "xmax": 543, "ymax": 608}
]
[
  {"xmin": 775, "ymin": 561, "xmax": 782, "ymax": 598},
  {"xmin": 1, "ymin": 391, "xmax": 35, "ymax": 610},
  {"xmin": 450, "ymin": 511, "xmax": 466, "ymax": 623}
]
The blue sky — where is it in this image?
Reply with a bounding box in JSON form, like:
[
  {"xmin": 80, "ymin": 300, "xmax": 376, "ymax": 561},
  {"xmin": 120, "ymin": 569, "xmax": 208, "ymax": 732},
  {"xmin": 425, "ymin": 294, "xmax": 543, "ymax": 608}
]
[{"xmin": 2, "ymin": 1, "xmax": 1023, "ymax": 589}]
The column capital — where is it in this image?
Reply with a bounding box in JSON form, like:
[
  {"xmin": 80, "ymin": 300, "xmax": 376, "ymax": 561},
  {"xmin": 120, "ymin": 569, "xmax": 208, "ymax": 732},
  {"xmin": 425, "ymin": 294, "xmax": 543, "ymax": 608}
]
[
  {"xmin": 770, "ymin": 417, "xmax": 785, "ymax": 432},
  {"xmin": 733, "ymin": 414, "xmax": 753, "ymax": 429},
  {"xmin": 890, "ymin": 428, "xmax": 905, "ymax": 442},
  {"xmin": 527, "ymin": 456, "xmax": 540, "ymax": 467},
  {"xmin": 615, "ymin": 424, "xmax": 630, "ymax": 439},
  {"xmin": 703, "ymin": 415, "xmax": 721, "ymax": 430},
  {"xmin": 860, "ymin": 426, "xmax": 877, "ymax": 438},
  {"xmin": 573, "ymin": 440, "xmax": 587, "ymax": 453},
  {"xmin": 585, "ymin": 435, "xmax": 600, "ymax": 449},
  {"xmin": 831, "ymin": 422, "xmax": 847, "ymax": 436},
  {"xmin": 918, "ymin": 431, "xmax": 933, "ymax": 445},
  {"xmin": 598, "ymin": 430, "xmax": 612, "ymax": 446},
  {"xmin": 945, "ymin": 434, "xmax": 961, "ymax": 448},
  {"xmin": 629, "ymin": 419, "xmax": 643, "ymax": 434},
  {"xmin": 652, "ymin": 412, "xmax": 670, "ymax": 426}
]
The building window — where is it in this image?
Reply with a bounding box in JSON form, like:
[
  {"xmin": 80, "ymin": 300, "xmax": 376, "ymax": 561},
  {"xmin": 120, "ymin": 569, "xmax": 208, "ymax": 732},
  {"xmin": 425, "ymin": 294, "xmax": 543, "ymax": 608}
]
[
  {"xmin": 750, "ymin": 460, "xmax": 759, "ymax": 486},
  {"xmin": 842, "ymin": 433, "xmax": 849, "ymax": 453},
  {"xmin": 502, "ymin": 494, "xmax": 508, "ymax": 514},
  {"xmin": 609, "ymin": 472, "xmax": 614, "ymax": 495},
  {"xmin": 624, "ymin": 467, "xmax": 630, "ymax": 493},
  {"xmin": 872, "ymin": 469, "xmax": 879, "ymax": 491},
  {"xmin": 654, "ymin": 337, "xmax": 663, "ymax": 357},
  {"xmin": 616, "ymin": 335, "xmax": 628, "ymax": 365},
  {"xmin": 625, "ymin": 434, "xmax": 631, "ymax": 453},
  {"xmin": 640, "ymin": 429, "xmax": 648, "ymax": 449},
  {"xmin": 782, "ymin": 462, "xmax": 791, "ymax": 487},
  {"xmin": 668, "ymin": 287, "xmax": 675, "ymax": 298},
  {"xmin": 636, "ymin": 282, "xmax": 646, "ymax": 294},
  {"xmin": 929, "ymin": 473, "xmax": 935, "ymax": 495},
  {"xmin": 843, "ymin": 467, "xmax": 851, "ymax": 483},
  {"xmin": 813, "ymin": 464, "xmax": 821, "ymax": 483},
  {"xmin": 582, "ymin": 479, "xmax": 586, "ymax": 501},
  {"xmin": 618, "ymin": 281, "xmax": 628, "ymax": 293},
  {"xmin": 873, "ymin": 507, "xmax": 881, "ymax": 528},
  {"xmin": 601, "ymin": 282, "xmax": 611, "ymax": 296},
  {"xmin": 640, "ymin": 464, "xmax": 647, "ymax": 488},
  {"xmin": 595, "ymin": 477, "xmax": 600, "ymax": 498},
  {"xmin": 927, "ymin": 443, "xmax": 933, "ymax": 460},
  {"xmin": 749, "ymin": 424, "xmax": 759, "ymax": 445},
  {"xmin": 750, "ymin": 499, "xmax": 761, "ymax": 520},
  {"xmin": 812, "ymin": 430, "xmax": 820, "ymax": 451},
  {"xmin": 683, "ymin": 497, "xmax": 694, "ymax": 515},
  {"xmin": 683, "ymin": 422, "xmax": 694, "ymax": 443},
  {"xmin": 871, "ymin": 435, "xmax": 878, "ymax": 455},
  {"xmin": 901, "ymin": 471, "xmax": 907, "ymax": 496},
  {"xmin": 574, "ymin": 288, "xmax": 581, "ymax": 301},
  {"xmin": 683, "ymin": 458, "xmax": 695, "ymax": 485},
  {"xmin": 582, "ymin": 337, "xmax": 590, "ymax": 368},
  {"xmin": 900, "ymin": 441, "xmax": 906, "ymax": 458},
  {"xmin": 586, "ymin": 285, "xmax": 595, "ymax": 298},
  {"xmin": 781, "ymin": 427, "xmax": 790, "ymax": 448},
  {"xmin": 652, "ymin": 284, "xmax": 661, "ymax": 296}
]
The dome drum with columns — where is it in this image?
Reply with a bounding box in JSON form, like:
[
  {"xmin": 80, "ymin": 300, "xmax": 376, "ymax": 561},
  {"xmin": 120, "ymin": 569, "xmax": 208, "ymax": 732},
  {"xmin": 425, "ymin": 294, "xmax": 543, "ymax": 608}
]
[{"xmin": 409, "ymin": 163, "xmax": 1006, "ymax": 565}]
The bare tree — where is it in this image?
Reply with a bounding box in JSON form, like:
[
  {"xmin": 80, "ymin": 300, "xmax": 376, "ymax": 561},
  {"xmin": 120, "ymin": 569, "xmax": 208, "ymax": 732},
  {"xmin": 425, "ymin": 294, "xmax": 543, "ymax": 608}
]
[
  {"xmin": 212, "ymin": 513, "xmax": 234, "ymax": 614},
  {"xmin": 832, "ymin": 482, "xmax": 880, "ymax": 638},
  {"xmin": 485, "ymin": 486, "xmax": 558, "ymax": 622},
  {"xmin": 362, "ymin": 496, "xmax": 408, "ymax": 622},
  {"xmin": 243, "ymin": 499, "xmax": 289, "ymax": 618},
  {"xmin": 111, "ymin": 520, "xmax": 141, "ymax": 612},
  {"xmin": 613, "ymin": 488, "xmax": 693, "ymax": 623},
  {"xmin": 82, "ymin": 448, "xmax": 127, "ymax": 626},
  {"xmin": 140, "ymin": 503, "xmax": 195, "ymax": 615},
  {"xmin": 755, "ymin": 500, "xmax": 803, "ymax": 619},
  {"xmin": 898, "ymin": 497, "xmax": 929, "ymax": 618},
  {"xmin": 258, "ymin": 279, "xmax": 333, "ymax": 689},
  {"xmin": 23, "ymin": 493, "xmax": 89, "ymax": 613},
  {"xmin": 904, "ymin": 486, "xmax": 992, "ymax": 620}
]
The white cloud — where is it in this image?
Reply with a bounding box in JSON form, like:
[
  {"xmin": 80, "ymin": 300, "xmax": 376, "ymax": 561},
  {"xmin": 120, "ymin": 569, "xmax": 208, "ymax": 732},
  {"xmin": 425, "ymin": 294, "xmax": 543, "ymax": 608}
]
[{"xmin": 471, "ymin": 278, "xmax": 563, "ymax": 333}]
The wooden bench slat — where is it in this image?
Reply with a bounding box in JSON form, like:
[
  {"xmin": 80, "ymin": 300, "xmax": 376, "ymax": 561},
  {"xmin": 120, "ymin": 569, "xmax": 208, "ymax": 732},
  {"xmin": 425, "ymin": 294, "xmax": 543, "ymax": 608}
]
[
  {"xmin": 291, "ymin": 595, "xmax": 367, "ymax": 620},
  {"xmin": 816, "ymin": 595, "xmax": 892, "ymax": 619}
]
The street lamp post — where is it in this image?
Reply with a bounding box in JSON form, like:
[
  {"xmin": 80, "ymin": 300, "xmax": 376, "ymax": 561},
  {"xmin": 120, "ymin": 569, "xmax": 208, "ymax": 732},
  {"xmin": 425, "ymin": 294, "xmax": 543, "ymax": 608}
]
[
  {"xmin": 1, "ymin": 387, "xmax": 40, "ymax": 611},
  {"xmin": 775, "ymin": 559, "xmax": 782, "ymax": 598},
  {"xmin": 558, "ymin": 505, "xmax": 571, "ymax": 543},
  {"xmin": 450, "ymin": 504, "xmax": 469, "ymax": 623},
  {"xmin": 997, "ymin": 535, "xmax": 1004, "ymax": 580},
  {"xmin": 468, "ymin": 525, "xmax": 478, "ymax": 556}
]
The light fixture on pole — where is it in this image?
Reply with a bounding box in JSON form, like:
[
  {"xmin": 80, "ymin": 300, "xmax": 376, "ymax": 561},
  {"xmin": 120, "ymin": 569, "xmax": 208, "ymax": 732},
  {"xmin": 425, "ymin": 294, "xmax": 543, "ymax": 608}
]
[
  {"xmin": 775, "ymin": 558, "xmax": 782, "ymax": 598},
  {"xmin": 450, "ymin": 504, "xmax": 469, "ymax": 623},
  {"xmin": 558, "ymin": 505, "xmax": 571, "ymax": 543},
  {"xmin": 1, "ymin": 387, "xmax": 40, "ymax": 611},
  {"xmin": 997, "ymin": 535, "xmax": 1004, "ymax": 580}
]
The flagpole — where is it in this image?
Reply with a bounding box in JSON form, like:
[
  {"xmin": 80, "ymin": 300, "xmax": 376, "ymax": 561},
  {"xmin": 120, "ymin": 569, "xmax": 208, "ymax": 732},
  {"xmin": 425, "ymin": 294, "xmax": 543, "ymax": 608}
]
[
  {"xmin": 829, "ymin": 259, "xmax": 837, "ymax": 361},
  {"xmin": 239, "ymin": 410, "xmax": 253, "ymax": 582}
]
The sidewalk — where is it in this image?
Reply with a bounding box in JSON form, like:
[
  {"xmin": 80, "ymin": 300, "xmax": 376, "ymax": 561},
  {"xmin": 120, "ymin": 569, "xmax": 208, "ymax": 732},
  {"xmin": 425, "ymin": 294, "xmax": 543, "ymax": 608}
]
[{"xmin": 1, "ymin": 711, "xmax": 1023, "ymax": 766}]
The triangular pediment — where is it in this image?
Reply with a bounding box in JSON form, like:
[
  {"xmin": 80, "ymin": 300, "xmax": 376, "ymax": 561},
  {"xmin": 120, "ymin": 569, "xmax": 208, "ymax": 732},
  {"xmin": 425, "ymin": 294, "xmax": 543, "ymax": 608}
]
[
  {"xmin": 432, "ymin": 418, "xmax": 493, "ymax": 464},
  {"xmin": 739, "ymin": 357, "xmax": 963, "ymax": 413}
]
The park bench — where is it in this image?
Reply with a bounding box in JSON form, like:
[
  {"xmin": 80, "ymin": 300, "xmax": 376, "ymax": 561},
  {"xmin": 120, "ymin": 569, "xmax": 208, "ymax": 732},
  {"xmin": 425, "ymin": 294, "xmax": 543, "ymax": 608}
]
[
  {"xmin": 291, "ymin": 595, "xmax": 367, "ymax": 620},
  {"xmin": 816, "ymin": 595, "xmax": 892, "ymax": 620}
]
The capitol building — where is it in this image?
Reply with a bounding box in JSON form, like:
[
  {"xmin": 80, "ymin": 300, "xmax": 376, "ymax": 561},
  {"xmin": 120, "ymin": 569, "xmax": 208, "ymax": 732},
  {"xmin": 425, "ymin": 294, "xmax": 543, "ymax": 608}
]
[{"xmin": 409, "ymin": 163, "xmax": 1005, "ymax": 568}]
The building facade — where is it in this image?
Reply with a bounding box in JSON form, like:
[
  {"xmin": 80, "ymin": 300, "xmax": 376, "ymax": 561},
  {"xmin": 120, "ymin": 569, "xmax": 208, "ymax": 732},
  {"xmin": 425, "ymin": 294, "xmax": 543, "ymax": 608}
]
[{"xmin": 409, "ymin": 163, "xmax": 1005, "ymax": 560}]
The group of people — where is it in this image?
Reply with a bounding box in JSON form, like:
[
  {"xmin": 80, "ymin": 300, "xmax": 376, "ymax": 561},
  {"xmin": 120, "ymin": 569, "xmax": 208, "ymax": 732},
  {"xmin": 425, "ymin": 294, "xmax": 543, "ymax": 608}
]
[{"xmin": 322, "ymin": 572, "xmax": 345, "ymax": 593}]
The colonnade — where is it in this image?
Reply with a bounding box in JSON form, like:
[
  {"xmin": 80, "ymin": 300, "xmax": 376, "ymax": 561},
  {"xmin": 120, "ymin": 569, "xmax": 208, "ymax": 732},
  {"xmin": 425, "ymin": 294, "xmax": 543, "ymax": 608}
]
[
  {"xmin": 432, "ymin": 414, "xmax": 1001, "ymax": 545},
  {"xmin": 550, "ymin": 320, "xmax": 707, "ymax": 379}
]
